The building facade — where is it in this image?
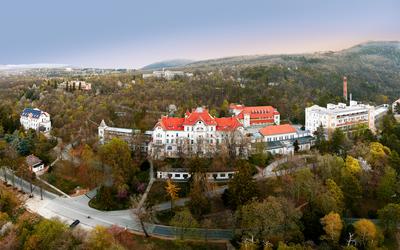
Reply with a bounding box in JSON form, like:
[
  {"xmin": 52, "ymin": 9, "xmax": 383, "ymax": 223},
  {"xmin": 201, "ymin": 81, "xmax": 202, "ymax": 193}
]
[
  {"xmin": 98, "ymin": 120, "xmax": 149, "ymax": 152},
  {"xmin": 156, "ymin": 169, "xmax": 237, "ymax": 181},
  {"xmin": 257, "ymin": 124, "xmax": 313, "ymax": 155},
  {"xmin": 149, "ymin": 107, "xmax": 247, "ymax": 158},
  {"xmin": 305, "ymin": 101, "xmax": 375, "ymax": 134},
  {"xmin": 229, "ymin": 104, "xmax": 280, "ymax": 127},
  {"xmin": 26, "ymin": 154, "xmax": 45, "ymax": 173},
  {"xmin": 58, "ymin": 80, "xmax": 92, "ymax": 91},
  {"xmin": 20, "ymin": 108, "xmax": 51, "ymax": 133}
]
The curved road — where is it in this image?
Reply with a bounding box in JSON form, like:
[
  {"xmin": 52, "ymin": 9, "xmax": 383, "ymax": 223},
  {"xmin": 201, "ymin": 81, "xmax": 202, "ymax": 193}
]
[{"xmin": 0, "ymin": 168, "xmax": 233, "ymax": 240}]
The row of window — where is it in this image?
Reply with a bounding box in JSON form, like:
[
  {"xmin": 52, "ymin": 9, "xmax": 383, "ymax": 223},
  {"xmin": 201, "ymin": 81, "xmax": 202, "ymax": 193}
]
[{"xmin": 266, "ymin": 134, "xmax": 295, "ymax": 142}]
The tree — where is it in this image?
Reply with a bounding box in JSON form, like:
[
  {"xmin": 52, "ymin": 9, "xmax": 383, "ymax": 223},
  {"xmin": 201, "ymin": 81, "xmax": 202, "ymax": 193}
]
[
  {"xmin": 378, "ymin": 203, "xmax": 400, "ymax": 236},
  {"xmin": 293, "ymin": 140, "xmax": 299, "ymax": 152},
  {"xmin": 343, "ymin": 156, "xmax": 361, "ymax": 175},
  {"xmin": 377, "ymin": 167, "xmax": 398, "ymax": 203},
  {"xmin": 329, "ymin": 128, "xmax": 350, "ymax": 155},
  {"xmin": 188, "ymin": 173, "xmax": 211, "ymax": 219},
  {"xmin": 24, "ymin": 219, "xmax": 69, "ymax": 250},
  {"xmin": 99, "ymin": 138, "xmax": 136, "ymax": 188},
  {"xmin": 368, "ymin": 142, "xmax": 391, "ymax": 169},
  {"xmin": 325, "ymin": 179, "xmax": 344, "ymax": 213},
  {"xmin": 353, "ymin": 219, "xmax": 378, "ymax": 248},
  {"xmin": 237, "ymin": 196, "xmax": 302, "ymax": 245},
  {"xmin": 320, "ymin": 212, "xmax": 343, "ymax": 244},
  {"xmin": 170, "ymin": 208, "xmax": 199, "ymax": 239},
  {"xmin": 165, "ymin": 179, "xmax": 180, "ymax": 210},
  {"xmin": 85, "ymin": 225, "xmax": 123, "ymax": 250},
  {"xmin": 314, "ymin": 124, "xmax": 328, "ymax": 153},
  {"xmin": 340, "ymin": 170, "xmax": 362, "ymax": 211},
  {"xmin": 224, "ymin": 163, "xmax": 258, "ymax": 209},
  {"xmin": 316, "ymin": 154, "xmax": 344, "ymax": 182}
]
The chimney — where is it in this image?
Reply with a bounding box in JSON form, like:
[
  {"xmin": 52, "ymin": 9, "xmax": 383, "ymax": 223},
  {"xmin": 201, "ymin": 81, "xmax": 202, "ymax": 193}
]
[{"xmin": 343, "ymin": 76, "xmax": 348, "ymax": 101}]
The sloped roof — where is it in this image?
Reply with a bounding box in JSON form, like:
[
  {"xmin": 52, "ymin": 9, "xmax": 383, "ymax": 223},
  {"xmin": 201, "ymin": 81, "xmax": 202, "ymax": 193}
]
[
  {"xmin": 156, "ymin": 107, "xmax": 243, "ymax": 131},
  {"xmin": 182, "ymin": 107, "xmax": 217, "ymax": 126},
  {"xmin": 21, "ymin": 108, "xmax": 45, "ymax": 119},
  {"xmin": 26, "ymin": 154, "xmax": 42, "ymax": 167},
  {"xmin": 235, "ymin": 106, "xmax": 279, "ymax": 119},
  {"xmin": 259, "ymin": 124, "xmax": 297, "ymax": 136},
  {"xmin": 215, "ymin": 117, "xmax": 243, "ymax": 131},
  {"xmin": 157, "ymin": 117, "xmax": 185, "ymax": 131}
]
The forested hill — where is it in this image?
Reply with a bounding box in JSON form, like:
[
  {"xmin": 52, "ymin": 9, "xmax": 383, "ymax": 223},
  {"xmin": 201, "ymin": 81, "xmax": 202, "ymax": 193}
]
[
  {"xmin": 182, "ymin": 41, "xmax": 400, "ymax": 107},
  {"xmin": 185, "ymin": 41, "xmax": 400, "ymax": 70}
]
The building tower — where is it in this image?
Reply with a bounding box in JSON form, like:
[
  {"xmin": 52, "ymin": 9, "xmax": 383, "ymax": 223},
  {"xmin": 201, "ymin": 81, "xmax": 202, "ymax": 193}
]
[{"xmin": 343, "ymin": 76, "xmax": 348, "ymax": 101}]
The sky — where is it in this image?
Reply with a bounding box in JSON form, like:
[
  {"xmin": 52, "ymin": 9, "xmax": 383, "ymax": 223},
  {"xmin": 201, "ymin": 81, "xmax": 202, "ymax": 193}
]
[{"xmin": 1, "ymin": 0, "xmax": 399, "ymax": 68}]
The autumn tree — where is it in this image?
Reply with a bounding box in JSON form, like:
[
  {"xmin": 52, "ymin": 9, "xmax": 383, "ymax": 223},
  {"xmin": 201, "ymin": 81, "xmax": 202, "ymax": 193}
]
[
  {"xmin": 165, "ymin": 179, "xmax": 180, "ymax": 210},
  {"xmin": 24, "ymin": 219, "xmax": 71, "ymax": 250},
  {"xmin": 99, "ymin": 138, "xmax": 137, "ymax": 190},
  {"xmin": 343, "ymin": 156, "xmax": 361, "ymax": 175},
  {"xmin": 320, "ymin": 212, "xmax": 343, "ymax": 244},
  {"xmin": 84, "ymin": 225, "xmax": 123, "ymax": 250},
  {"xmin": 353, "ymin": 219, "xmax": 379, "ymax": 249}
]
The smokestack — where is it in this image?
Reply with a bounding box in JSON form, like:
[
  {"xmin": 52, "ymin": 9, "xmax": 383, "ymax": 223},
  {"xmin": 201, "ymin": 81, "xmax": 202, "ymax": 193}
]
[{"xmin": 343, "ymin": 76, "xmax": 348, "ymax": 101}]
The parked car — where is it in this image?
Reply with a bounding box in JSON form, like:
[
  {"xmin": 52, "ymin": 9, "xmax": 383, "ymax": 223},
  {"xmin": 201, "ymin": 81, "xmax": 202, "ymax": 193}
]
[{"xmin": 69, "ymin": 219, "xmax": 80, "ymax": 228}]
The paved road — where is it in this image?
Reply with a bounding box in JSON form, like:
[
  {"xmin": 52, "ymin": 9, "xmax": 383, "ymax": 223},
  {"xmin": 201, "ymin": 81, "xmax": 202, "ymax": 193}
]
[{"xmin": 0, "ymin": 167, "xmax": 233, "ymax": 240}]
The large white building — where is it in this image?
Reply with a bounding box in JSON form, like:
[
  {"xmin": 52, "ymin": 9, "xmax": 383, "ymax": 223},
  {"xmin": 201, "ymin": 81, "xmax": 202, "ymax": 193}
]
[
  {"xmin": 20, "ymin": 108, "xmax": 51, "ymax": 133},
  {"xmin": 149, "ymin": 107, "xmax": 247, "ymax": 158},
  {"xmin": 305, "ymin": 101, "xmax": 375, "ymax": 135}
]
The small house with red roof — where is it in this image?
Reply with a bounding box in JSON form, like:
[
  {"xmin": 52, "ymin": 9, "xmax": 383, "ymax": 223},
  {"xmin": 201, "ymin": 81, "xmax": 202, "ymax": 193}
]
[
  {"xmin": 229, "ymin": 104, "xmax": 280, "ymax": 127},
  {"xmin": 150, "ymin": 107, "xmax": 247, "ymax": 158}
]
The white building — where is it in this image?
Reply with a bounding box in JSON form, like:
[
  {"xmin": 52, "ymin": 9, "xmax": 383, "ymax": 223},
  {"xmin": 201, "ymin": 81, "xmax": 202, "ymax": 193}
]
[
  {"xmin": 26, "ymin": 154, "xmax": 45, "ymax": 173},
  {"xmin": 20, "ymin": 108, "xmax": 51, "ymax": 133},
  {"xmin": 392, "ymin": 98, "xmax": 400, "ymax": 114},
  {"xmin": 258, "ymin": 124, "xmax": 314, "ymax": 155},
  {"xmin": 58, "ymin": 80, "xmax": 92, "ymax": 91},
  {"xmin": 150, "ymin": 107, "xmax": 247, "ymax": 158},
  {"xmin": 305, "ymin": 101, "xmax": 375, "ymax": 135},
  {"xmin": 156, "ymin": 169, "xmax": 237, "ymax": 181},
  {"xmin": 98, "ymin": 120, "xmax": 150, "ymax": 152},
  {"xmin": 142, "ymin": 69, "xmax": 191, "ymax": 80}
]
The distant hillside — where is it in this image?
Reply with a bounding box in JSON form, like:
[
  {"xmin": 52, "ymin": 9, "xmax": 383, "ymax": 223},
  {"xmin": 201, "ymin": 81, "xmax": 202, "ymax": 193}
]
[
  {"xmin": 184, "ymin": 41, "xmax": 400, "ymax": 70},
  {"xmin": 0, "ymin": 64, "xmax": 69, "ymax": 70},
  {"xmin": 141, "ymin": 59, "xmax": 194, "ymax": 70}
]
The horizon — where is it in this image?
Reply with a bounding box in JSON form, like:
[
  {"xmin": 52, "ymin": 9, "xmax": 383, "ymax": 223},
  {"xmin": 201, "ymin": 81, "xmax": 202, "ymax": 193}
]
[
  {"xmin": 2, "ymin": 40, "xmax": 399, "ymax": 70},
  {"xmin": 1, "ymin": 0, "xmax": 399, "ymax": 68}
]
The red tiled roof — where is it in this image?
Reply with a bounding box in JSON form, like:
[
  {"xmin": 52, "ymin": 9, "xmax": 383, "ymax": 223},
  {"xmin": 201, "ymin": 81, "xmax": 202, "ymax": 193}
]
[
  {"xmin": 215, "ymin": 117, "xmax": 243, "ymax": 131},
  {"xmin": 157, "ymin": 117, "xmax": 185, "ymax": 131},
  {"xmin": 182, "ymin": 108, "xmax": 217, "ymax": 126},
  {"xmin": 235, "ymin": 106, "xmax": 279, "ymax": 119},
  {"xmin": 156, "ymin": 107, "xmax": 243, "ymax": 131},
  {"xmin": 259, "ymin": 124, "xmax": 296, "ymax": 136}
]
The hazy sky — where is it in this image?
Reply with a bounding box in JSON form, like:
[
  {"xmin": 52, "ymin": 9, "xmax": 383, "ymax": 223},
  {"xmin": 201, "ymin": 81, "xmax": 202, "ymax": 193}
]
[{"xmin": 1, "ymin": 0, "xmax": 399, "ymax": 68}]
